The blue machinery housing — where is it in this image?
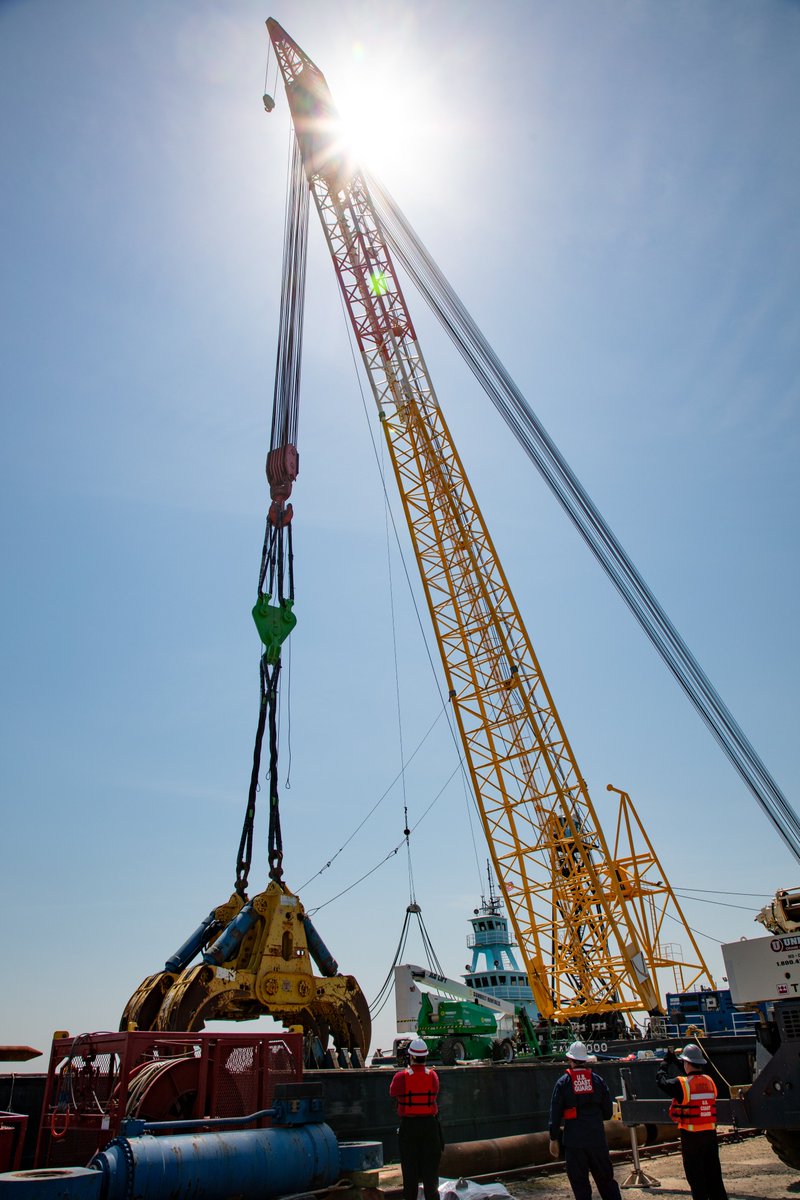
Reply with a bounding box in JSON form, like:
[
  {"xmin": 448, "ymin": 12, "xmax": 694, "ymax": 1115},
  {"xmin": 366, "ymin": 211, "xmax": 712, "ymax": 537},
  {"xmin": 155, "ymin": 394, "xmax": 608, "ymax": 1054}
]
[{"xmin": 0, "ymin": 1086, "xmax": 382, "ymax": 1200}]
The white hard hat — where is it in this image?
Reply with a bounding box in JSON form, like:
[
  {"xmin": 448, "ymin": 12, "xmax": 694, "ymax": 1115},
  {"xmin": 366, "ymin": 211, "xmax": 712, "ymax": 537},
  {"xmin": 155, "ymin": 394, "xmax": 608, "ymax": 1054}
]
[
  {"xmin": 679, "ymin": 1043, "xmax": 707, "ymax": 1066},
  {"xmin": 566, "ymin": 1041, "xmax": 588, "ymax": 1062},
  {"xmin": 409, "ymin": 1037, "xmax": 429, "ymax": 1057}
]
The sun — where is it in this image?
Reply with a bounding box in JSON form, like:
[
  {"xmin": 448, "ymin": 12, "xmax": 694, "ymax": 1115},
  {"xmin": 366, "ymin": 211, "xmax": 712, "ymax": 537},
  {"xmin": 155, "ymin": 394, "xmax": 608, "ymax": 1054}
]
[{"xmin": 330, "ymin": 44, "xmax": 440, "ymax": 188}]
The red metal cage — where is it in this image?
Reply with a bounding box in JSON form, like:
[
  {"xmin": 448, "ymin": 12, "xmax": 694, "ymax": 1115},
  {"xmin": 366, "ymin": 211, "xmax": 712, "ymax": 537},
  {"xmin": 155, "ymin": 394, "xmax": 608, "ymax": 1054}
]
[
  {"xmin": 35, "ymin": 1029, "xmax": 303, "ymax": 1169},
  {"xmin": 0, "ymin": 1112, "xmax": 28, "ymax": 1172}
]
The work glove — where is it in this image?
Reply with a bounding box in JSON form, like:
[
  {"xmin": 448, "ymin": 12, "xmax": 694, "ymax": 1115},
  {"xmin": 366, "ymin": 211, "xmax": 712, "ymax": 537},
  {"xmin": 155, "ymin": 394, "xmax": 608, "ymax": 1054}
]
[{"xmin": 664, "ymin": 1047, "xmax": 678, "ymax": 1065}]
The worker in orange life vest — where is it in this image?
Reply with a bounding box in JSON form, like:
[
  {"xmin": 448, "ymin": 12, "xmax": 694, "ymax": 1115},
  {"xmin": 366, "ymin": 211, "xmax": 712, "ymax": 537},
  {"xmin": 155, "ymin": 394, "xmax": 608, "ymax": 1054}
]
[
  {"xmin": 390, "ymin": 1037, "xmax": 444, "ymax": 1200},
  {"xmin": 656, "ymin": 1043, "xmax": 728, "ymax": 1200},
  {"xmin": 548, "ymin": 1041, "xmax": 622, "ymax": 1200}
]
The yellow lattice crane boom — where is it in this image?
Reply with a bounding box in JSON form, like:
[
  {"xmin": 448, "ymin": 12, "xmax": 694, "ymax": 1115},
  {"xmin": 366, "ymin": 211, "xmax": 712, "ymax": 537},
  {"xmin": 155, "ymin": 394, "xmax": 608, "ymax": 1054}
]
[{"xmin": 267, "ymin": 19, "xmax": 713, "ymax": 1026}]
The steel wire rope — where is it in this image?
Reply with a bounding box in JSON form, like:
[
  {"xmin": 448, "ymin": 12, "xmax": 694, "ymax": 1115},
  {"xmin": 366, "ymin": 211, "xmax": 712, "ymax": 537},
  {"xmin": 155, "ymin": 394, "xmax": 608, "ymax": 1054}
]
[
  {"xmin": 368, "ymin": 174, "xmax": 800, "ymax": 864},
  {"xmin": 270, "ymin": 131, "xmax": 307, "ymax": 450},
  {"xmin": 418, "ymin": 914, "xmax": 446, "ymax": 974},
  {"xmin": 314, "ymin": 275, "xmax": 486, "ymax": 899},
  {"xmin": 366, "ymin": 986, "xmax": 395, "ymax": 1023},
  {"xmin": 369, "ymin": 904, "xmax": 445, "ymax": 1018},
  {"xmin": 392, "ymin": 207, "xmax": 800, "ymax": 851},
  {"xmin": 295, "ymin": 705, "xmax": 446, "ymax": 892},
  {"xmin": 370, "ymin": 910, "xmax": 416, "ymax": 1016},
  {"xmin": 379, "ymin": 429, "xmax": 417, "ymax": 906},
  {"xmin": 671, "ymin": 892, "xmax": 761, "ymax": 914},
  {"xmin": 459, "ymin": 758, "xmax": 485, "ymax": 898},
  {"xmin": 660, "ymin": 907, "xmax": 724, "ymax": 945},
  {"xmin": 305, "ymin": 843, "xmax": 407, "ymax": 918},
  {"xmin": 357, "ymin": 188, "xmax": 670, "ymax": 1002},
  {"xmin": 283, "ymin": 635, "xmax": 292, "ymax": 790},
  {"xmin": 674, "ymin": 888, "xmax": 771, "ymax": 898},
  {"xmin": 236, "ymin": 126, "xmax": 307, "ymax": 894},
  {"xmin": 306, "ymin": 757, "xmax": 464, "ymax": 917},
  {"xmin": 124, "ymin": 1054, "xmax": 196, "ymax": 1117},
  {"xmin": 262, "ymin": 31, "xmax": 279, "ymax": 113}
]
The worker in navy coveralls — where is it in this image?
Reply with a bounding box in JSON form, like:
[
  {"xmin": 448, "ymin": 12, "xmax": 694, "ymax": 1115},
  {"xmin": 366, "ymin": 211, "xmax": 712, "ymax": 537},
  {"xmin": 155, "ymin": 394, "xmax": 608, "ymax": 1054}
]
[
  {"xmin": 548, "ymin": 1041, "xmax": 622, "ymax": 1200},
  {"xmin": 656, "ymin": 1043, "xmax": 727, "ymax": 1200},
  {"xmin": 390, "ymin": 1037, "xmax": 443, "ymax": 1200}
]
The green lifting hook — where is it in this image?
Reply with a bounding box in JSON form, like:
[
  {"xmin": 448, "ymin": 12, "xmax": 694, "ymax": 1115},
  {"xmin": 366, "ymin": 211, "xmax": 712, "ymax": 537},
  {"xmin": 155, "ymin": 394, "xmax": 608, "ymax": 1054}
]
[{"xmin": 252, "ymin": 594, "xmax": 297, "ymax": 664}]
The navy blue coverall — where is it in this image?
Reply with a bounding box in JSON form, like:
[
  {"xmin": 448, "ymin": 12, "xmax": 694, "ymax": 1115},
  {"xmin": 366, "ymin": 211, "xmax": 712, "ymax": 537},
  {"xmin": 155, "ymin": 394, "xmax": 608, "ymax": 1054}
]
[
  {"xmin": 656, "ymin": 1065, "xmax": 728, "ymax": 1200},
  {"xmin": 549, "ymin": 1068, "xmax": 622, "ymax": 1200}
]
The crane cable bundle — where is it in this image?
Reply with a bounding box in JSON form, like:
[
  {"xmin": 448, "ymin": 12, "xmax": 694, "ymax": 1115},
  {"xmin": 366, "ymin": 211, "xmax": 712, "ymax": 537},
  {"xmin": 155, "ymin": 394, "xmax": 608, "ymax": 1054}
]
[
  {"xmin": 368, "ymin": 172, "xmax": 800, "ymax": 865},
  {"xmin": 235, "ymin": 131, "xmax": 309, "ymax": 896}
]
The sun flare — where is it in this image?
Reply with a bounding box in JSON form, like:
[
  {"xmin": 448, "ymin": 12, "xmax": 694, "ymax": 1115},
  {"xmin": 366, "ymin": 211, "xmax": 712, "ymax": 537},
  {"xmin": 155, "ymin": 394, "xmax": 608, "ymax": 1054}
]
[{"xmin": 331, "ymin": 44, "xmax": 440, "ymax": 187}]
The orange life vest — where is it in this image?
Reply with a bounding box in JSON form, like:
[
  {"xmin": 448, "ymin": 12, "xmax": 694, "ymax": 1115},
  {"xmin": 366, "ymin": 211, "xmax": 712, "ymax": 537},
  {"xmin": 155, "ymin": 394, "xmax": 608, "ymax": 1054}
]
[
  {"xmin": 563, "ymin": 1067, "xmax": 595, "ymax": 1120},
  {"xmin": 669, "ymin": 1072, "xmax": 717, "ymax": 1132},
  {"xmin": 393, "ymin": 1065, "xmax": 439, "ymax": 1117}
]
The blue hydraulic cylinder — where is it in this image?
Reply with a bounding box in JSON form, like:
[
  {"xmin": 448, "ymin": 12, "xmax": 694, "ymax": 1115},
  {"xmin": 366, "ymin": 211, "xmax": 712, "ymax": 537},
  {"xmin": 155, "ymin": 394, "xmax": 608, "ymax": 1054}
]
[
  {"xmin": 92, "ymin": 1123, "xmax": 340, "ymax": 1200},
  {"xmin": 301, "ymin": 914, "xmax": 338, "ymax": 976},
  {"xmin": 0, "ymin": 1166, "xmax": 102, "ymax": 1198},
  {"xmin": 164, "ymin": 910, "xmax": 222, "ymax": 973},
  {"xmin": 202, "ymin": 902, "xmax": 257, "ymax": 966}
]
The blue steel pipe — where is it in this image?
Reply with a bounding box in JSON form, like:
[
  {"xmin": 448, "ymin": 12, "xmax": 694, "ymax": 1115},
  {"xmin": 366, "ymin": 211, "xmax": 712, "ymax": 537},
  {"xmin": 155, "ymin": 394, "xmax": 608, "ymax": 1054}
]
[
  {"xmin": 164, "ymin": 910, "xmax": 222, "ymax": 973},
  {"xmin": 202, "ymin": 902, "xmax": 257, "ymax": 966},
  {"xmin": 92, "ymin": 1123, "xmax": 340, "ymax": 1200},
  {"xmin": 129, "ymin": 1106, "xmax": 276, "ymax": 1134}
]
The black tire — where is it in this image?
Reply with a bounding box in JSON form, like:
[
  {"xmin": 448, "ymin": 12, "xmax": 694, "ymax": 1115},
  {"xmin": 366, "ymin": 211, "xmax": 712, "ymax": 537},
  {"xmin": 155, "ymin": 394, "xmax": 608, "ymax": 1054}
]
[
  {"xmin": 439, "ymin": 1037, "xmax": 466, "ymax": 1065},
  {"xmin": 439, "ymin": 1037, "xmax": 457, "ymax": 1066},
  {"xmin": 492, "ymin": 1038, "xmax": 515, "ymax": 1062},
  {"xmin": 766, "ymin": 1128, "xmax": 800, "ymax": 1171}
]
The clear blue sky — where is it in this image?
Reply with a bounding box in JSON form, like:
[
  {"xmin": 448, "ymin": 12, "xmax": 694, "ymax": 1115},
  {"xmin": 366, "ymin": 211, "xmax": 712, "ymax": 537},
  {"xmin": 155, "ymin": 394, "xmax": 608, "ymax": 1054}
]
[{"xmin": 1, "ymin": 0, "xmax": 798, "ymax": 1064}]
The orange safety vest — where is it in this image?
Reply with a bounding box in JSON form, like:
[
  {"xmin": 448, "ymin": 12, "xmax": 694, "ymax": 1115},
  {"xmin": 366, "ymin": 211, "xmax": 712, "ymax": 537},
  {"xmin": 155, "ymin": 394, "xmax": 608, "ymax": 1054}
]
[
  {"xmin": 563, "ymin": 1067, "xmax": 595, "ymax": 1120},
  {"xmin": 392, "ymin": 1066, "xmax": 439, "ymax": 1117},
  {"xmin": 669, "ymin": 1072, "xmax": 717, "ymax": 1132}
]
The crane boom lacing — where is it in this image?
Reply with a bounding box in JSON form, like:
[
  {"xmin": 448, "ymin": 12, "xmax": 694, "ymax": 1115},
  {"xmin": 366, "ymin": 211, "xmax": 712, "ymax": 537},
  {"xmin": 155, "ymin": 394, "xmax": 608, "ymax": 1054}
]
[{"xmin": 368, "ymin": 175, "xmax": 800, "ymax": 865}]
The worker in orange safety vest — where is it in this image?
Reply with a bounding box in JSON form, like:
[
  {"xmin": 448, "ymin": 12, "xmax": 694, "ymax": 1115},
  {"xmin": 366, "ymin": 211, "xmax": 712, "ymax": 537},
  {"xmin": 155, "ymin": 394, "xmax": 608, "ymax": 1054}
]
[
  {"xmin": 390, "ymin": 1038, "xmax": 444, "ymax": 1200},
  {"xmin": 656, "ymin": 1043, "xmax": 728, "ymax": 1200}
]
